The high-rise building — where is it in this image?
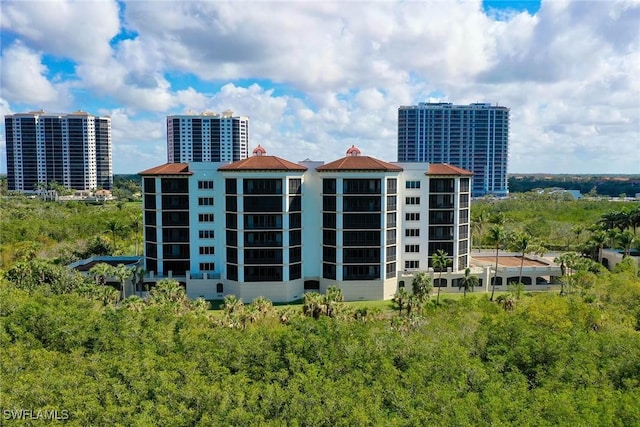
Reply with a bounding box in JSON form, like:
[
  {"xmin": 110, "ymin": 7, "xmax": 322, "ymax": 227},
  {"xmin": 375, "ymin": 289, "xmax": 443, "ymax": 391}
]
[
  {"xmin": 139, "ymin": 145, "xmax": 472, "ymax": 302},
  {"xmin": 4, "ymin": 110, "xmax": 112, "ymax": 192},
  {"xmin": 166, "ymin": 111, "xmax": 249, "ymax": 163},
  {"xmin": 398, "ymin": 102, "xmax": 509, "ymax": 197}
]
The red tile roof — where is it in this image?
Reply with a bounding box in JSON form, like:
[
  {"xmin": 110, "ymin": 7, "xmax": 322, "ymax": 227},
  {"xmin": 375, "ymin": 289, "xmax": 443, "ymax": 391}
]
[
  {"xmin": 139, "ymin": 163, "xmax": 192, "ymax": 175},
  {"xmin": 317, "ymin": 156, "xmax": 403, "ymax": 172},
  {"xmin": 218, "ymin": 156, "xmax": 307, "ymax": 171},
  {"xmin": 426, "ymin": 164, "xmax": 473, "ymax": 176}
]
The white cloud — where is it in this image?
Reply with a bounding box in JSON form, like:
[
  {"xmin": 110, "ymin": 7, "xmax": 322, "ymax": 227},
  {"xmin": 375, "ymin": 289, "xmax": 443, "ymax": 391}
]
[
  {"xmin": 0, "ymin": 0, "xmax": 638, "ymax": 174},
  {"xmin": 0, "ymin": 42, "xmax": 69, "ymax": 107},
  {"xmin": 0, "ymin": 0, "xmax": 120, "ymax": 64}
]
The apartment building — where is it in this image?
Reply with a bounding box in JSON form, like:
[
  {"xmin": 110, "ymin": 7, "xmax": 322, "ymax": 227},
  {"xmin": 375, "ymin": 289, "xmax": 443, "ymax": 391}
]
[
  {"xmin": 4, "ymin": 110, "xmax": 112, "ymax": 191},
  {"xmin": 398, "ymin": 102, "xmax": 509, "ymax": 197},
  {"xmin": 167, "ymin": 111, "xmax": 249, "ymax": 163},
  {"xmin": 140, "ymin": 145, "xmax": 471, "ymax": 302}
]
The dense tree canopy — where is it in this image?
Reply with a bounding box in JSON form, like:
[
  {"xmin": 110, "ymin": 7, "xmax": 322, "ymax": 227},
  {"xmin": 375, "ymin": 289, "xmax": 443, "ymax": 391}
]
[{"xmin": 2, "ymin": 259, "xmax": 640, "ymax": 425}]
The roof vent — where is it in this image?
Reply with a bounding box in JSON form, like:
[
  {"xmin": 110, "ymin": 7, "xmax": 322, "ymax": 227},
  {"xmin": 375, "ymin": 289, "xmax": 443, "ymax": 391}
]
[
  {"xmin": 346, "ymin": 145, "xmax": 361, "ymax": 156},
  {"xmin": 253, "ymin": 145, "xmax": 267, "ymax": 156}
]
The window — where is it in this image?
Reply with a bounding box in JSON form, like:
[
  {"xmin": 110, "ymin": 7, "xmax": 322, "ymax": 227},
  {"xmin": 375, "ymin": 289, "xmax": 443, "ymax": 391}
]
[
  {"xmin": 289, "ymin": 196, "xmax": 301, "ymax": 212},
  {"xmin": 199, "ymin": 213, "xmax": 214, "ymax": 222},
  {"xmin": 198, "ymin": 180, "xmax": 214, "ymax": 189},
  {"xmin": 405, "ymin": 244, "xmax": 420, "ymax": 253},
  {"xmin": 289, "ymin": 213, "xmax": 302, "ymax": 228},
  {"xmin": 323, "ymin": 246, "xmax": 336, "ymax": 262},
  {"xmin": 386, "ymin": 196, "xmax": 397, "ymax": 210},
  {"xmin": 343, "ymin": 179, "xmax": 381, "ymax": 194},
  {"xmin": 387, "ymin": 178, "xmax": 397, "ymax": 194},
  {"xmin": 405, "ymin": 180, "xmax": 421, "ymax": 189},
  {"xmin": 198, "ymin": 197, "xmax": 214, "ymax": 206},
  {"xmin": 386, "ymin": 229, "xmax": 396, "ymax": 244},
  {"xmin": 386, "ymin": 212, "xmax": 396, "ymax": 227},
  {"xmin": 289, "ymin": 178, "xmax": 302, "ymax": 194},
  {"xmin": 323, "ymin": 196, "xmax": 336, "ymax": 212},
  {"xmin": 199, "ymin": 230, "xmax": 214, "ymax": 239},
  {"xmin": 227, "ymin": 264, "xmax": 238, "ymax": 281},
  {"xmin": 200, "ymin": 262, "xmax": 215, "ymax": 271},
  {"xmin": 405, "ymin": 212, "xmax": 420, "ymax": 221},
  {"xmin": 323, "ymin": 263, "xmax": 336, "ymax": 280},
  {"xmin": 405, "ymin": 197, "xmax": 420, "ymax": 205},
  {"xmin": 199, "ymin": 246, "xmax": 215, "ymax": 255},
  {"xmin": 405, "ymin": 260, "xmax": 419, "ymax": 269},
  {"xmin": 386, "ymin": 262, "xmax": 397, "ymax": 279},
  {"xmin": 405, "ymin": 229, "xmax": 420, "ymax": 237},
  {"xmin": 323, "ymin": 179, "xmax": 336, "ymax": 194},
  {"xmin": 225, "ymin": 179, "xmax": 237, "ymax": 194},
  {"xmin": 289, "ymin": 263, "xmax": 302, "ymax": 280},
  {"xmin": 290, "ymin": 247, "xmax": 301, "ymax": 263},
  {"xmin": 244, "ymin": 179, "xmax": 282, "ymax": 195},
  {"xmin": 460, "ymin": 178, "xmax": 470, "ymax": 192}
]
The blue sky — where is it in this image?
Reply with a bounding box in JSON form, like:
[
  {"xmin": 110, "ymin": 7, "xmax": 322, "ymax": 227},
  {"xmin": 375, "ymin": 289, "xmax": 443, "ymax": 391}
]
[{"xmin": 1, "ymin": 0, "xmax": 638, "ymax": 174}]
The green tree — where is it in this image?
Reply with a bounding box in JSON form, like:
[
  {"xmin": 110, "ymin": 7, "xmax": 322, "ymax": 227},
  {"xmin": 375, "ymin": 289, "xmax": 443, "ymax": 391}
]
[
  {"xmin": 411, "ymin": 271, "xmax": 432, "ymax": 303},
  {"xmin": 554, "ymin": 252, "xmax": 580, "ymax": 295},
  {"xmin": 88, "ymin": 262, "xmax": 112, "ymax": 286},
  {"xmin": 588, "ymin": 229, "xmax": 607, "ymax": 263},
  {"xmin": 303, "ymin": 292, "xmax": 325, "ymax": 319},
  {"xmin": 487, "ymin": 224, "xmax": 507, "ymax": 301},
  {"xmin": 324, "ymin": 286, "xmax": 344, "ymax": 318},
  {"xmin": 129, "ymin": 213, "xmax": 143, "ymax": 256},
  {"xmin": 105, "ymin": 219, "xmax": 122, "ymax": 251},
  {"xmin": 112, "ymin": 264, "xmax": 132, "ymax": 300},
  {"xmin": 392, "ymin": 287, "xmax": 409, "ymax": 315},
  {"xmin": 458, "ymin": 268, "xmax": 479, "ymax": 297},
  {"xmin": 130, "ymin": 265, "xmax": 147, "ymax": 297},
  {"xmin": 251, "ymin": 296, "xmax": 274, "ymax": 318},
  {"xmin": 617, "ymin": 230, "xmax": 636, "ymax": 258},
  {"xmin": 431, "ymin": 249, "xmax": 451, "ymax": 306},
  {"xmin": 223, "ymin": 294, "xmax": 244, "ymax": 316}
]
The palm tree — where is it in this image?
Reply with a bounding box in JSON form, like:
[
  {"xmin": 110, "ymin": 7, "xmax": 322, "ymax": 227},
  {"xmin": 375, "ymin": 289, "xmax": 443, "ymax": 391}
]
[
  {"xmin": 571, "ymin": 225, "xmax": 585, "ymax": 249},
  {"xmin": 105, "ymin": 219, "xmax": 122, "ymax": 250},
  {"xmin": 487, "ymin": 224, "xmax": 506, "ymax": 301},
  {"xmin": 90, "ymin": 285, "xmax": 120, "ymax": 307},
  {"xmin": 629, "ymin": 205, "xmax": 640, "ymax": 236},
  {"xmin": 251, "ymin": 296, "xmax": 274, "ymax": 318},
  {"xmin": 149, "ymin": 279, "xmax": 188, "ymax": 310},
  {"xmin": 471, "ymin": 209, "xmax": 488, "ymax": 251},
  {"xmin": 129, "ymin": 213, "xmax": 142, "ymax": 256},
  {"xmin": 88, "ymin": 262, "xmax": 112, "ymax": 286},
  {"xmin": 324, "ymin": 286, "xmax": 344, "ymax": 318},
  {"xmin": 112, "ymin": 264, "xmax": 132, "ymax": 300},
  {"xmin": 489, "ymin": 212, "xmax": 507, "ymax": 226},
  {"xmin": 617, "ymin": 230, "xmax": 635, "ymax": 258},
  {"xmin": 510, "ymin": 232, "xmax": 531, "ymax": 285},
  {"xmin": 392, "ymin": 287, "xmax": 409, "ymax": 315},
  {"xmin": 458, "ymin": 268, "xmax": 479, "ymax": 297},
  {"xmin": 130, "ymin": 265, "xmax": 147, "ymax": 297},
  {"xmin": 122, "ymin": 296, "xmax": 146, "ymax": 313},
  {"xmin": 589, "ymin": 229, "xmax": 607, "ymax": 264},
  {"xmin": 411, "ymin": 271, "xmax": 432, "ymax": 303},
  {"xmin": 431, "ymin": 249, "xmax": 451, "ymax": 306},
  {"xmin": 554, "ymin": 252, "xmax": 579, "ymax": 295},
  {"xmin": 223, "ymin": 294, "xmax": 244, "ymax": 316},
  {"xmin": 303, "ymin": 292, "xmax": 325, "ymax": 319}
]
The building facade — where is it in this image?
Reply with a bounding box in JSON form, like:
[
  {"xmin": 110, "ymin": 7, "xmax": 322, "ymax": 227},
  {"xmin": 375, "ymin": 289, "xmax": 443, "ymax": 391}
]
[
  {"xmin": 398, "ymin": 102, "xmax": 509, "ymax": 197},
  {"xmin": 4, "ymin": 110, "xmax": 112, "ymax": 192},
  {"xmin": 140, "ymin": 146, "xmax": 471, "ymax": 302},
  {"xmin": 167, "ymin": 111, "xmax": 249, "ymax": 163}
]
